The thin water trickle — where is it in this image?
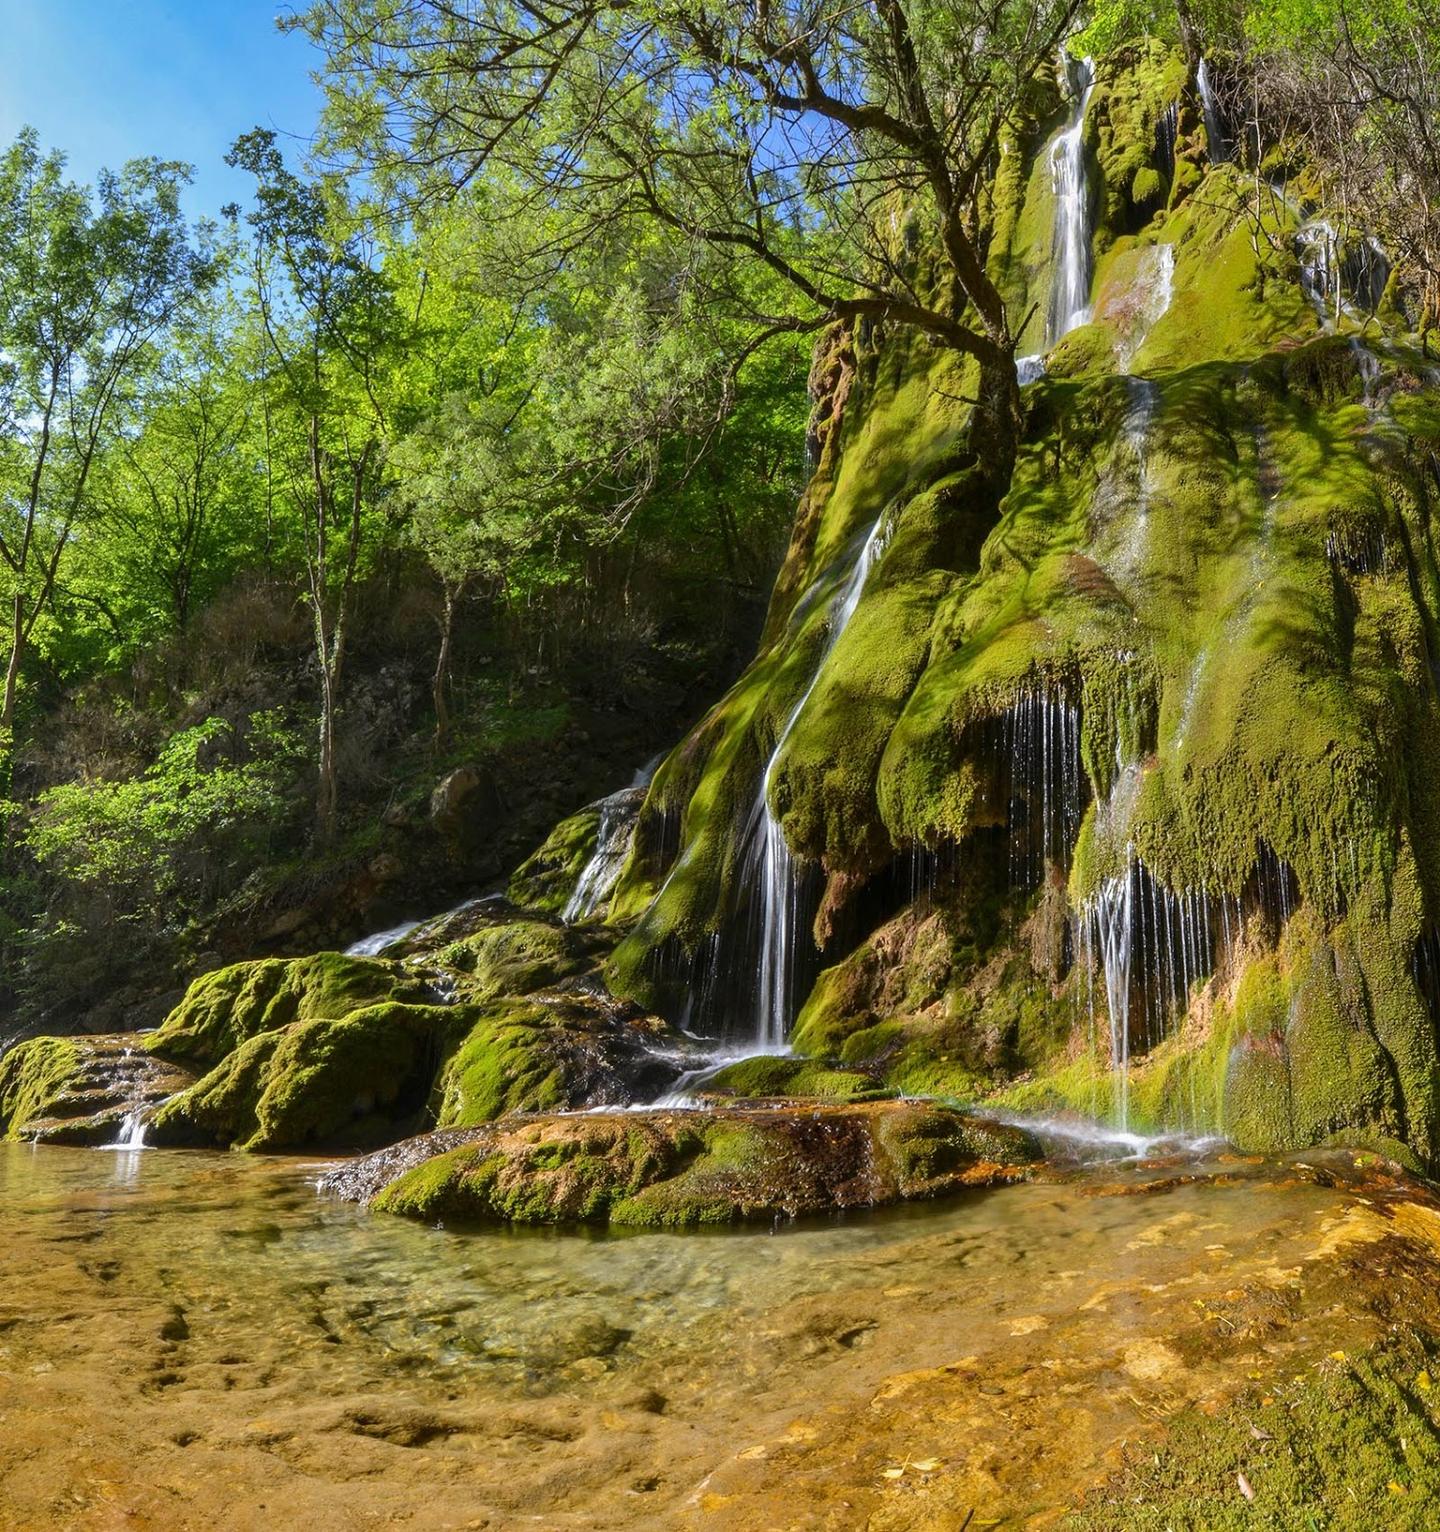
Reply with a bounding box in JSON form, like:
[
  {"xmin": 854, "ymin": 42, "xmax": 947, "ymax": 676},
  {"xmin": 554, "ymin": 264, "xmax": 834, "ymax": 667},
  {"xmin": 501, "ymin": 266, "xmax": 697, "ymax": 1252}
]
[
  {"xmin": 1048, "ymin": 53, "xmax": 1098, "ymax": 346},
  {"xmin": 345, "ymin": 918, "xmax": 423, "ymax": 957},
  {"xmin": 1155, "ymin": 100, "xmax": 1179, "ymax": 182},
  {"xmin": 998, "ymin": 688, "xmax": 1085, "ymax": 890},
  {"xmin": 563, "ymin": 757, "xmax": 662, "ymax": 925},
  {"xmin": 749, "ymin": 513, "xmax": 892, "ymax": 1049},
  {"xmin": 1116, "ymin": 245, "xmax": 1175, "ymax": 372}
]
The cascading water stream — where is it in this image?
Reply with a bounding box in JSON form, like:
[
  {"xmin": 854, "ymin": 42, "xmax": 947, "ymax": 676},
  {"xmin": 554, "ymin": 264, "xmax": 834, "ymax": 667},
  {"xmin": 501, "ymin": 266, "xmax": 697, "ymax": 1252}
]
[
  {"xmin": 1047, "ymin": 53, "xmax": 1098, "ymax": 346},
  {"xmin": 346, "ymin": 919, "xmax": 424, "ymax": 958},
  {"xmin": 1016, "ymin": 53, "xmax": 1097, "ymax": 385},
  {"xmin": 1197, "ymin": 58, "xmax": 1229, "ymax": 163},
  {"xmin": 749, "ymin": 514, "xmax": 892, "ymax": 1050},
  {"xmin": 563, "ymin": 757, "xmax": 662, "ymax": 924},
  {"xmin": 113, "ymin": 1109, "xmax": 149, "ymax": 1149}
]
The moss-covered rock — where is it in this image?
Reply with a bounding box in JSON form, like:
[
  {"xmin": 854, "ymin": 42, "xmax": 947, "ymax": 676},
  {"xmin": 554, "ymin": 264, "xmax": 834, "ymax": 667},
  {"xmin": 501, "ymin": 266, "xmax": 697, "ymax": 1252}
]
[
  {"xmin": 507, "ymin": 803, "xmax": 602, "ymax": 914},
  {"xmin": 321, "ymin": 1101, "xmax": 1042, "ymax": 1228},
  {"xmin": 599, "ymin": 40, "xmax": 1440, "ymax": 1169},
  {"xmin": 149, "ymin": 1002, "xmax": 451, "ymax": 1151},
  {"xmin": 0, "ymin": 1035, "xmax": 195, "ymax": 1145},
  {"xmin": 1074, "ymin": 1329, "xmax": 1440, "ymax": 1529},
  {"xmin": 433, "ymin": 991, "xmax": 681, "ymax": 1127},
  {"xmin": 702, "ymin": 1054, "xmax": 894, "ymax": 1103},
  {"xmin": 145, "ymin": 951, "xmax": 436, "ymax": 1068}
]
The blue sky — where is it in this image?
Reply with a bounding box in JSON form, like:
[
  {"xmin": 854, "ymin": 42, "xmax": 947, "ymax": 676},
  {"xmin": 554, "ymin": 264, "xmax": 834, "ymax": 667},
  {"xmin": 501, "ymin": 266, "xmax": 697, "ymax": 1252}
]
[{"xmin": 0, "ymin": 1, "xmax": 325, "ymax": 221}]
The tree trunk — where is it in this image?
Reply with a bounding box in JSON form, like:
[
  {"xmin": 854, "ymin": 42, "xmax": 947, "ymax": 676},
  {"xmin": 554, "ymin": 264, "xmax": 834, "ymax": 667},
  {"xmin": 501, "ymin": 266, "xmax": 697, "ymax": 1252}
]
[
  {"xmin": 433, "ymin": 584, "xmax": 457, "ymax": 747},
  {"xmin": 317, "ymin": 655, "xmax": 339, "ymax": 842},
  {"xmin": 2, "ymin": 593, "xmax": 25, "ymax": 729},
  {"xmin": 972, "ymin": 344, "xmax": 1024, "ymax": 495},
  {"xmin": 1175, "ymin": 0, "xmax": 1202, "ymax": 77}
]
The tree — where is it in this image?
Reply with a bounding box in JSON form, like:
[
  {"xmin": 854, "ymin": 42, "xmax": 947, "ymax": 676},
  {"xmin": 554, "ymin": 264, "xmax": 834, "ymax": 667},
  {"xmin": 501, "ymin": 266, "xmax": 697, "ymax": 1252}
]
[
  {"xmin": 225, "ymin": 129, "xmax": 403, "ymax": 838},
  {"xmin": 391, "ymin": 398, "xmax": 542, "ymax": 744},
  {"xmin": 0, "ymin": 130, "xmax": 215, "ymax": 733},
  {"xmin": 291, "ymin": 0, "xmax": 1083, "ymax": 486}
]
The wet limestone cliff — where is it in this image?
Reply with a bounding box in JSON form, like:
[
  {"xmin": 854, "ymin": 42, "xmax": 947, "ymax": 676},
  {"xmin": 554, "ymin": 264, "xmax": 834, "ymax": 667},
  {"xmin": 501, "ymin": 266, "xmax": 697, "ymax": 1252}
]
[
  {"xmin": 5, "ymin": 41, "xmax": 1440, "ymax": 1210},
  {"xmin": 606, "ymin": 40, "xmax": 1440, "ymax": 1170}
]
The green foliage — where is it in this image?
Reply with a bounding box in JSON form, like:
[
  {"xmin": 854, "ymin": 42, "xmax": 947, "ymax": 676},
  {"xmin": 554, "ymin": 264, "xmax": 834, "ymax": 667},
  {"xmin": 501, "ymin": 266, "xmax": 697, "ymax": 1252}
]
[
  {"xmin": 25, "ymin": 713, "xmax": 304, "ymax": 921},
  {"xmin": 0, "ymin": 128, "xmax": 217, "ymax": 727}
]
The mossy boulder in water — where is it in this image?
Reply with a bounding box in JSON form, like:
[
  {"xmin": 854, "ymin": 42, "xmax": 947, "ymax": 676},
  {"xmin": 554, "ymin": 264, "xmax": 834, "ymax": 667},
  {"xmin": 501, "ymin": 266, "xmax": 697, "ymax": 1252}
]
[
  {"xmin": 0, "ymin": 1035, "xmax": 195, "ymax": 1145},
  {"xmin": 139, "ymin": 909, "xmax": 686, "ymax": 1150},
  {"xmin": 433, "ymin": 991, "xmax": 683, "ymax": 1127},
  {"xmin": 701, "ymin": 1054, "xmax": 894, "ymax": 1103},
  {"xmin": 148, "ymin": 1001, "xmax": 453, "ymax": 1151},
  {"xmin": 145, "ymin": 951, "xmax": 436, "ymax": 1067},
  {"xmin": 321, "ymin": 1101, "xmax": 1041, "ymax": 1228}
]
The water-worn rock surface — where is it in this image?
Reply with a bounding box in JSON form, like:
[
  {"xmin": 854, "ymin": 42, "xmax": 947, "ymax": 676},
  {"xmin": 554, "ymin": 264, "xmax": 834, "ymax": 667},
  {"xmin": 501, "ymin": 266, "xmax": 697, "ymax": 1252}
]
[
  {"xmin": 3, "ymin": 1143, "xmax": 1440, "ymax": 1529},
  {"xmin": 320, "ymin": 1101, "xmax": 1042, "ymax": 1227},
  {"xmin": 0, "ymin": 1035, "xmax": 195, "ymax": 1145}
]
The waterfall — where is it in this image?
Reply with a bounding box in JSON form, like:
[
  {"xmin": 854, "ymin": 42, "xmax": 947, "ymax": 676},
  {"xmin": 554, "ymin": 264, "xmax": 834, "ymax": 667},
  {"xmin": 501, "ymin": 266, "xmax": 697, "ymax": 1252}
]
[
  {"xmin": 346, "ymin": 918, "xmax": 423, "ymax": 957},
  {"xmin": 1155, "ymin": 101, "xmax": 1179, "ymax": 183},
  {"xmin": 563, "ymin": 758, "xmax": 661, "ymax": 924},
  {"xmin": 1048, "ymin": 54, "xmax": 1098, "ymax": 346},
  {"xmin": 1297, "ymin": 219, "xmax": 1342, "ymax": 325},
  {"xmin": 1107, "ymin": 377, "xmax": 1162, "ymax": 586},
  {"xmin": 1016, "ymin": 353, "xmax": 1047, "ymax": 387},
  {"xmin": 750, "ymin": 514, "xmax": 891, "ymax": 1049},
  {"xmin": 114, "ymin": 1109, "xmax": 148, "ymax": 1149},
  {"xmin": 1116, "ymin": 245, "xmax": 1175, "ymax": 372},
  {"xmin": 1345, "ymin": 236, "xmax": 1391, "ymax": 314},
  {"xmin": 990, "ymin": 689, "xmax": 1085, "ymax": 889},
  {"xmin": 1077, "ymin": 860, "xmax": 1234, "ymax": 1130},
  {"xmin": 1197, "ymin": 58, "xmax": 1229, "ymax": 163}
]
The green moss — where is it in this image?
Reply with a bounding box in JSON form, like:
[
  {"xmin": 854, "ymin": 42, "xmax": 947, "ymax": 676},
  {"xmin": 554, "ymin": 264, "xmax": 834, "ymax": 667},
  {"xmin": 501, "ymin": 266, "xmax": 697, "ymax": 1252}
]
[
  {"xmin": 438, "ymin": 918, "xmax": 596, "ymax": 1000},
  {"xmin": 366, "ymin": 1102, "xmax": 1039, "ymax": 1228},
  {"xmin": 507, "ymin": 804, "xmax": 601, "ymax": 913},
  {"xmin": 1073, "ymin": 1333, "xmax": 1440, "ymax": 1530},
  {"xmin": 147, "ymin": 952, "xmax": 431, "ymax": 1067},
  {"xmin": 152, "ymin": 1001, "xmax": 449, "ymax": 1150},
  {"xmin": 533, "ymin": 46, "xmax": 1440, "ymax": 1167},
  {"xmin": 0, "ymin": 1036, "xmax": 80, "ymax": 1138},
  {"xmin": 705, "ymin": 1054, "xmax": 893, "ymax": 1102},
  {"xmin": 432, "ymin": 997, "xmax": 575, "ymax": 1126}
]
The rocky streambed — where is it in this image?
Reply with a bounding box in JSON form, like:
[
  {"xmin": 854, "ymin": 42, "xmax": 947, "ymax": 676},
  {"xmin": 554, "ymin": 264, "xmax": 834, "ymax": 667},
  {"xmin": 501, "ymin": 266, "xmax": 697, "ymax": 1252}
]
[{"xmin": 3, "ymin": 1141, "xmax": 1440, "ymax": 1529}]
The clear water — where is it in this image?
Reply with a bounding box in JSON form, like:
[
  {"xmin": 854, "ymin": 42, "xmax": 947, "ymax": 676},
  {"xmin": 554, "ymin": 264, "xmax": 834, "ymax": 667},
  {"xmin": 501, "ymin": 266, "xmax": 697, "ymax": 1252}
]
[{"xmin": 0, "ymin": 1142, "xmax": 1394, "ymax": 1529}]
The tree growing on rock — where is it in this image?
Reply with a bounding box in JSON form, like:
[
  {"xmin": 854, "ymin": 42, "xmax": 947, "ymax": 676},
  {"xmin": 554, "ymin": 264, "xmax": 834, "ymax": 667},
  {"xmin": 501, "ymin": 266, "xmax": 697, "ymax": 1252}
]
[{"xmin": 290, "ymin": 0, "xmax": 1084, "ymax": 487}]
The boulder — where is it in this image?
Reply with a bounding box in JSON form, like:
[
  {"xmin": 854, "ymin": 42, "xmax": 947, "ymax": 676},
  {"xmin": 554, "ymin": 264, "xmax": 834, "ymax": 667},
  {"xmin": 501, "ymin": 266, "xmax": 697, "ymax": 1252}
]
[
  {"xmin": 320, "ymin": 1101, "xmax": 1041, "ymax": 1228},
  {"xmin": 0, "ymin": 1035, "xmax": 196, "ymax": 1146}
]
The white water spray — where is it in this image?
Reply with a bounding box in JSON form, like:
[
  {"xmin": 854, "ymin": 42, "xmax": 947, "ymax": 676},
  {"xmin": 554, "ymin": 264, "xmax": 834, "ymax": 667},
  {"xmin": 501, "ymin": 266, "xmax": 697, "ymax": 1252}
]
[
  {"xmin": 564, "ymin": 758, "xmax": 662, "ymax": 924},
  {"xmin": 1197, "ymin": 58, "xmax": 1229, "ymax": 163},
  {"xmin": 345, "ymin": 919, "xmax": 423, "ymax": 958}
]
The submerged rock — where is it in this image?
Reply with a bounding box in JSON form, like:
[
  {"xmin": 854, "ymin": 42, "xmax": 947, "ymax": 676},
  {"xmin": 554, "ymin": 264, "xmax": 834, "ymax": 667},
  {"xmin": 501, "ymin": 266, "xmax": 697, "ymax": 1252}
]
[{"xmin": 320, "ymin": 1101, "xmax": 1042, "ymax": 1227}]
